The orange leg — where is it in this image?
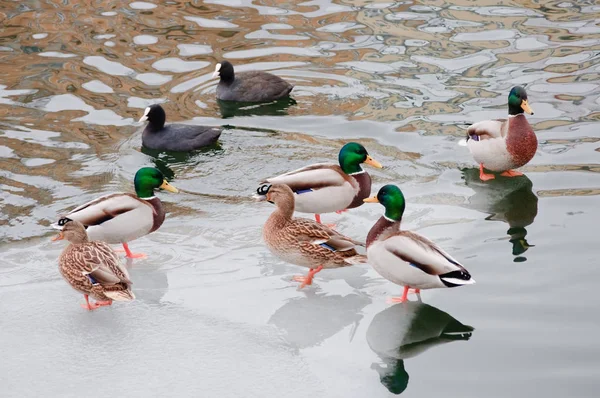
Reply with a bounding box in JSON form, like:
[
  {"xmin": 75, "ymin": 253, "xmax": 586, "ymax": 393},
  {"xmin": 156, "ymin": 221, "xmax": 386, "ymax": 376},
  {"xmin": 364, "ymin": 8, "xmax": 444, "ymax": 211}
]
[
  {"xmin": 388, "ymin": 286, "xmax": 410, "ymax": 303},
  {"xmin": 335, "ymin": 209, "xmax": 349, "ymax": 215},
  {"xmin": 293, "ymin": 265, "xmax": 324, "ymax": 289},
  {"xmin": 500, "ymin": 169, "xmax": 523, "ymax": 177},
  {"xmin": 314, "ymin": 214, "xmax": 336, "ymax": 229},
  {"xmin": 121, "ymin": 243, "xmax": 146, "ymax": 259},
  {"xmin": 387, "ymin": 287, "xmax": 420, "ymax": 303},
  {"xmin": 479, "ymin": 164, "xmax": 495, "ymax": 181},
  {"xmin": 80, "ymin": 295, "xmax": 112, "ymax": 310}
]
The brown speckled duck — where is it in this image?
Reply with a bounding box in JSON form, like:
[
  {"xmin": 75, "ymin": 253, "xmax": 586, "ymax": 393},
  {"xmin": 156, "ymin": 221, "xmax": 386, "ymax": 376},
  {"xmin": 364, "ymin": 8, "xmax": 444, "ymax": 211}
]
[
  {"xmin": 52, "ymin": 167, "xmax": 178, "ymax": 258},
  {"xmin": 257, "ymin": 142, "xmax": 382, "ymax": 224},
  {"xmin": 260, "ymin": 184, "xmax": 367, "ymax": 288},
  {"xmin": 465, "ymin": 86, "xmax": 537, "ymax": 181},
  {"xmin": 53, "ymin": 218, "xmax": 135, "ymax": 310}
]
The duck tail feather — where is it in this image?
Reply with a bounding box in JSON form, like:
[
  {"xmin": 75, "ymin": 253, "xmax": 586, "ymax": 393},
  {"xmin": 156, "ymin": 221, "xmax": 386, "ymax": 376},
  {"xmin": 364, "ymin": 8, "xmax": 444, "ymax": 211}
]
[
  {"xmin": 345, "ymin": 254, "xmax": 368, "ymax": 265},
  {"xmin": 104, "ymin": 289, "xmax": 135, "ymax": 301},
  {"xmin": 440, "ymin": 269, "xmax": 475, "ymax": 287}
]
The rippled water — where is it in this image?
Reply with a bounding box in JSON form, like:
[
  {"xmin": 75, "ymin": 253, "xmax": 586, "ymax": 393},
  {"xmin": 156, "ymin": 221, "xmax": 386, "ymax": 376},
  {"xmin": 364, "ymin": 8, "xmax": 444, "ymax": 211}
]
[{"xmin": 1, "ymin": 1, "xmax": 599, "ymax": 397}]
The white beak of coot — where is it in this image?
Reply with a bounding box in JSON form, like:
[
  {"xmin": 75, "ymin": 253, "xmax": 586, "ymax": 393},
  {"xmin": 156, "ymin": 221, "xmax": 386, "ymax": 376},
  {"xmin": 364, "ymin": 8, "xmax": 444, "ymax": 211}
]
[
  {"xmin": 138, "ymin": 107, "xmax": 150, "ymax": 123},
  {"xmin": 212, "ymin": 63, "xmax": 221, "ymax": 78}
]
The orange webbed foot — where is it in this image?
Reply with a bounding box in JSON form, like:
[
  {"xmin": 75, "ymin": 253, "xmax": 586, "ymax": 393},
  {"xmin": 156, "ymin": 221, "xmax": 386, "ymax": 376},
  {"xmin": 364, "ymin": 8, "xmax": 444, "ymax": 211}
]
[
  {"xmin": 125, "ymin": 252, "xmax": 147, "ymax": 259},
  {"xmin": 386, "ymin": 296, "xmax": 408, "ymax": 304},
  {"xmin": 81, "ymin": 302, "xmax": 101, "ymax": 310},
  {"xmin": 80, "ymin": 296, "xmax": 113, "ymax": 310},
  {"xmin": 386, "ymin": 286, "xmax": 413, "ymax": 304},
  {"xmin": 479, "ymin": 164, "xmax": 496, "ymax": 181},
  {"xmin": 292, "ymin": 275, "xmax": 314, "ymax": 289},
  {"xmin": 500, "ymin": 169, "xmax": 524, "ymax": 177},
  {"xmin": 292, "ymin": 266, "xmax": 323, "ymax": 289},
  {"xmin": 120, "ymin": 243, "xmax": 147, "ymax": 259}
]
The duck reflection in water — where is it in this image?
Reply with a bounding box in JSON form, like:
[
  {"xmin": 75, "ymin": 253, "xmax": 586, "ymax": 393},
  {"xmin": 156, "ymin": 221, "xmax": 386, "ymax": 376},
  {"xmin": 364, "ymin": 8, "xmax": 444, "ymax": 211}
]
[
  {"xmin": 218, "ymin": 97, "xmax": 297, "ymax": 119},
  {"xmin": 367, "ymin": 302, "xmax": 474, "ymax": 395},
  {"xmin": 462, "ymin": 168, "xmax": 537, "ymax": 262},
  {"xmin": 268, "ymin": 290, "xmax": 370, "ymax": 350}
]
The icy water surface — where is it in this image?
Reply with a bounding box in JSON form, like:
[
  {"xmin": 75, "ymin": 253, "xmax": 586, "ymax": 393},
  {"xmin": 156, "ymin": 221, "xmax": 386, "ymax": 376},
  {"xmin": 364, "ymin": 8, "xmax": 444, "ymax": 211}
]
[{"xmin": 1, "ymin": 1, "xmax": 599, "ymax": 397}]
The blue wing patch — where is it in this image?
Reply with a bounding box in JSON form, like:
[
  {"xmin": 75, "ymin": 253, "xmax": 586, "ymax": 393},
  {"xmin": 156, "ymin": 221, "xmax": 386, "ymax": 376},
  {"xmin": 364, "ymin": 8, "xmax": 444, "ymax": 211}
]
[
  {"xmin": 87, "ymin": 274, "xmax": 98, "ymax": 284},
  {"xmin": 295, "ymin": 188, "xmax": 313, "ymax": 194},
  {"xmin": 320, "ymin": 243, "xmax": 336, "ymax": 252}
]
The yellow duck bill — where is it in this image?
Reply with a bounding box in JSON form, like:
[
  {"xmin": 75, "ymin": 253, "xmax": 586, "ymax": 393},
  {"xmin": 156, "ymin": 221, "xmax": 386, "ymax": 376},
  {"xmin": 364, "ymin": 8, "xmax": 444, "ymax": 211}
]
[
  {"xmin": 365, "ymin": 156, "xmax": 383, "ymax": 169},
  {"xmin": 160, "ymin": 180, "xmax": 179, "ymax": 193}
]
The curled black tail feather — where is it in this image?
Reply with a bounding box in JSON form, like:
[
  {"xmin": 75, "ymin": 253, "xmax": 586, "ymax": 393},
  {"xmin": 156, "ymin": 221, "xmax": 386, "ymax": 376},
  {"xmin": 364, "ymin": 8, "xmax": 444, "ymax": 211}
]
[
  {"xmin": 439, "ymin": 269, "xmax": 474, "ymax": 288},
  {"xmin": 57, "ymin": 217, "xmax": 73, "ymax": 226},
  {"xmin": 256, "ymin": 184, "xmax": 271, "ymax": 196}
]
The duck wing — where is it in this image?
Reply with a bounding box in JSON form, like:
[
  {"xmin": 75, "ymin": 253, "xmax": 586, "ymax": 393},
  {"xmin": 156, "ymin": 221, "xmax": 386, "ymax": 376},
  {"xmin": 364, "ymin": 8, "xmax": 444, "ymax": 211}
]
[
  {"xmin": 289, "ymin": 218, "xmax": 365, "ymax": 250},
  {"xmin": 382, "ymin": 231, "xmax": 472, "ymax": 284},
  {"xmin": 72, "ymin": 242, "xmax": 132, "ymax": 286},
  {"xmin": 467, "ymin": 119, "xmax": 508, "ymax": 141},
  {"xmin": 263, "ymin": 164, "xmax": 350, "ymax": 193},
  {"xmin": 54, "ymin": 193, "xmax": 149, "ymax": 229}
]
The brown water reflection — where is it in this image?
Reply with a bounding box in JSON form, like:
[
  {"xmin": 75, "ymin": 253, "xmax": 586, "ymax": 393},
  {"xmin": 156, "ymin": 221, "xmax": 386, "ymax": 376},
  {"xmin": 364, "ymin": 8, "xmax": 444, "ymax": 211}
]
[{"xmin": 1, "ymin": 1, "xmax": 599, "ymax": 397}]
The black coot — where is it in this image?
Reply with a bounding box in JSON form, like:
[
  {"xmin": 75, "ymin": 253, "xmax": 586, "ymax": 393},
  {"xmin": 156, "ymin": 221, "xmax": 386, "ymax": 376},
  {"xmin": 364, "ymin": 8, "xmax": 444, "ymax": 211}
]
[
  {"xmin": 212, "ymin": 61, "xmax": 294, "ymax": 103},
  {"xmin": 138, "ymin": 104, "xmax": 222, "ymax": 152}
]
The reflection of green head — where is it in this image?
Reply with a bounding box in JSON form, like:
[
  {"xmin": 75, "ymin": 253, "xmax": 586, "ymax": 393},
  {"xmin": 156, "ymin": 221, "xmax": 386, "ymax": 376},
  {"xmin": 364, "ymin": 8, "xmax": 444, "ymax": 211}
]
[
  {"xmin": 376, "ymin": 185, "xmax": 406, "ymax": 221},
  {"xmin": 133, "ymin": 167, "xmax": 178, "ymax": 198},
  {"xmin": 508, "ymin": 227, "xmax": 534, "ymax": 256},
  {"xmin": 380, "ymin": 360, "xmax": 409, "ymax": 395},
  {"xmin": 338, "ymin": 142, "xmax": 369, "ymax": 174}
]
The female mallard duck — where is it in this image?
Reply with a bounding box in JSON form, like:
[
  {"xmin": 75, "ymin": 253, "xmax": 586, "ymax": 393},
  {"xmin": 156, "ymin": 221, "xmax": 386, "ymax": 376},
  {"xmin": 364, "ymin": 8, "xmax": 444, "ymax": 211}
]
[
  {"xmin": 261, "ymin": 184, "xmax": 367, "ymax": 288},
  {"xmin": 257, "ymin": 142, "xmax": 382, "ymax": 224},
  {"xmin": 465, "ymin": 86, "xmax": 536, "ymax": 181},
  {"xmin": 52, "ymin": 167, "xmax": 178, "ymax": 258},
  {"xmin": 364, "ymin": 185, "xmax": 475, "ymax": 302},
  {"xmin": 53, "ymin": 218, "xmax": 135, "ymax": 310}
]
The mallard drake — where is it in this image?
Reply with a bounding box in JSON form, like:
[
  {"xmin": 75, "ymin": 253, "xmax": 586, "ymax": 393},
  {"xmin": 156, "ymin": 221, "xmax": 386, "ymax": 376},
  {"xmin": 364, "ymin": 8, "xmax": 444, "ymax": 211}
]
[
  {"xmin": 138, "ymin": 104, "xmax": 222, "ymax": 152},
  {"xmin": 260, "ymin": 183, "xmax": 367, "ymax": 288},
  {"xmin": 212, "ymin": 61, "xmax": 293, "ymax": 102},
  {"xmin": 257, "ymin": 142, "xmax": 383, "ymax": 224},
  {"xmin": 53, "ymin": 218, "xmax": 135, "ymax": 310},
  {"xmin": 465, "ymin": 86, "xmax": 537, "ymax": 181},
  {"xmin": 52, "ymin": 167, "xmax": 178, "ymax": 258},
  {"xmin": 364, "ymin": 185, "xmax": 475, "ymax": 302}
]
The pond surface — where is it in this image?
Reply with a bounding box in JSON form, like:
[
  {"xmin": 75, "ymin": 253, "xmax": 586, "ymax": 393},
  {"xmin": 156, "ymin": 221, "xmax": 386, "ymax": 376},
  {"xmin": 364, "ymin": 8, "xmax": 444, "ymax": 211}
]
[{"xmin": 1, "ymin": 1, "xmax": 599, "ymax": 397}]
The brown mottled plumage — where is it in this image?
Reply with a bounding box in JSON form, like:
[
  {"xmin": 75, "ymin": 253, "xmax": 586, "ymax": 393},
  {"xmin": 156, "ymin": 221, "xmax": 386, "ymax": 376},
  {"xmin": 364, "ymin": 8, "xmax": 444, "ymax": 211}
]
[
  {"xmin": 55, "ymin": 219, "xmax": 135, "ymax": 310},
  {"xmin": 262, "ymin": 184, "xmax": 366, "ymax": 288}
]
